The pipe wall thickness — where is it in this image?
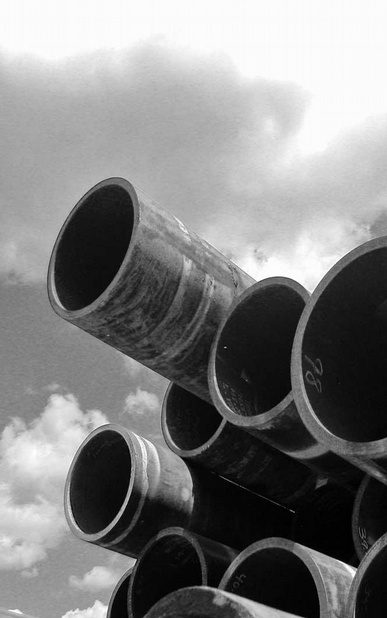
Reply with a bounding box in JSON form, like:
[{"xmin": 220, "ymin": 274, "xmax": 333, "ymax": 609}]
[
  {"xmin": 162, "ymin": 382, "xmax": 315, "ymax": 506},
  {"xmin": 291, "ymin": 236, "xmax": 387, "ymax": 484},
  {"xmin": 107, "ymin": 567, "xmax": 133, "ymax": 618},
  {"xmin": 219, "ymin": 537, "xmax": 356, "ymax": 618},
  {"xmin": 352, "ymin": 475, "xmax": 387, "ymax": 560},
  {"xmin": 47, "ymin": 177, "xmax": 254, "ymax": 402},
  {"xmin": 64, "ymin": 424, "xmax": 293, "ymax": 557},
  {"xmin": 144, "ymin": 586, "xmax": 303, "ymax": 618},
  {"xmin": 128, "ymin": 527, "xmax": 237, "ymax": 618},
  {"xmin": 209, "ymin": 276, "xmax": 359, "ymax": 485}
]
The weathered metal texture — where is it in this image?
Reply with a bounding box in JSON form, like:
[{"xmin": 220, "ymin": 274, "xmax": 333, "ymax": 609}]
[
  {"xmin": 144, "ymin": 586, "xmax": 303, "ymax": 618},
  {"xmin": 346, "ymin": 531, "xmax": 387, "ymax": 617},
  {"xmin": 127, "ymin": 527, "xmax": 237, "ymax": 618},
  {"xmin": 107, "ymin": 567, "xmax": 133, "ymax": 618},
  {"xmin": 352, "ymin": 474, "xmax": 387, "ymax": 560},
  {"xmin": 64, "ymin": 424, "xmax": 293, "ymax": 557},
  {"xmin": 292, "ymin": 480, "xmax": 358, "ymax": 566},
  {"xmin": 209, "ymin": 276, "xmax": 360, "ymax": 486},
  {"xmin": 219, "ymin": 537, "xmax": 356, "ymax": 618},
  {"xmin": 162, "ymin": 382, "xmax": 316, "ymax": 506},
  {"xmin": 291, "ymin": 236, "xmax": 387, "ymax": 485},
  {"xmin": 47, "ymin": 177, "xmax": 254, "ymax": 402}
]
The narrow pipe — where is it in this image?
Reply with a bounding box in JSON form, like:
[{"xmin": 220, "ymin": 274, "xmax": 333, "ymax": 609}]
[
  {"xmin": 47, "ymin": 177, "xmax": 254, "ymax": 402},
  {"xmin": 64, "ymin": 424, "xmax": 293, "ymax": 557},
  {"xmin": 219, "ymin": 537, "xmax": 356, "ymax": 618},
  {"xmin": 292, "ymin": 480, "xmax": 358, "ymax": 566},
  {"xmin": 352, "ymin": 475, "xmax": 387, "ymax": 560},
  {"xmin": 209, "ymin": 276, "xmax": 360, "ymax": 485},
  {"xmin": 162, "ymin": 382, "xmax": 316, "ymax": 505},
  {"xmin": 144, "ymin": 586, "xmax": 303, "ymax": 618},
  {"xmin": 346, "ymin": 531, "xmax": 387, "ymax": 617},
  {"xmin": 107, "ymin": 567, "xmax": 133, "ymax": 618},
  {"xmin": 127, "ymin": 527, "xmax": 237, "ymax": 618},
  {"xmin": 291, "ymin": 236, "xmax": 387, "ymax": 484}
]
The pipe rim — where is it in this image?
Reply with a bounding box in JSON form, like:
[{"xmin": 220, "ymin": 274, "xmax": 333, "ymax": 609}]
[
  {"xmin": 346, "ymin": 531, "xmax": 387, "ymax": 617},
  {"xmin": 352, "ymin": 475, "xmax": 372, "ymax": 559},
  {"xmin": 107, "ymin": 566, "xmax": 133, "ymax": 618},
  {"xmin": 209, "ymin": 277, "xmax": 309, "ymax": 428},
  {"xmin": 291, "ymin": 235, "xmax": 387, "ymax": 457},
  {"xmin": 161, "ymin": 383, "xmax": 228, "ymax": 458},
  {"xmin": 47, "ymin": 177, "xmax": 140, "ymax": 319},
  {"xmin": 64, "ymin": 423, "xmax": 142, "ymax": 544},
  {"xmin": 128, "ymin": 527, "xmax": 207, "ymax": 618}
]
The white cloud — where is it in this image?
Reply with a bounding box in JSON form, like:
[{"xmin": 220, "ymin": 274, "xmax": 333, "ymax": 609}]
[
  {"xmin": 61, "ymin": 600, "xmax": 107, "ymax": 618},
  {"xmin": 0, "ymin": 393, "xmax": 108, "ymax": 570},
  {"xmin": 69, "ymin": 563, "xmax": 134, "ymax": 592},
  {"xmin": 124, "ymin": 388, "xmax": 159, "ymax": 416},
  {"xmin": 20, "ymin": 566, "xmax": 39, "ymax": 578}
]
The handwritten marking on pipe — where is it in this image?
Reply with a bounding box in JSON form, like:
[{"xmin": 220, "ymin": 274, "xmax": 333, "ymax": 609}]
[
  {"xmin": 304, "ymin": 355, "xmax": 323, "ymax": 393},
  {"xmin": 231, "ymin": 573, "xmax": 246, "ymax": 592},
  {"xmin": 358, "ymin": 526, "xmax": 370, "ymax": 552}
]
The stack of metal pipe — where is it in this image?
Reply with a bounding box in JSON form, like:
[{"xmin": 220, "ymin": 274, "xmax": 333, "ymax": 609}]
[{"xmin": 48, "ymin": 177, "xmax": 387, "ymax": 616}]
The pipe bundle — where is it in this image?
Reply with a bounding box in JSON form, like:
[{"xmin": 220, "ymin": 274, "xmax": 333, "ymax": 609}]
[{"xmin": 48, "ymin": 178, "xmax": 387, "ymax": 616}]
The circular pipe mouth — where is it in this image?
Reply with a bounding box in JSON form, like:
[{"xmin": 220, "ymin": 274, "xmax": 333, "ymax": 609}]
[
  {"xmin": 48, "ymin": 178, "xmax": 137, "ymax": 314},
  {"xmin": 210, "ymin": 278, "xmax": 308, "ymax": 426},
  {"xmin": 162, "ymin": 383, "xmax": 225, "ymax": 456},
  {"xmin": 292, "ymin": 237, "xmax": 387, "ymax": 450},
  {"xmin": 352, "ymin": 475, "xmax": 387, "ymax": 559},
  {"xmin": 107, "ymin": 567, "xmax": 133, "ymax": 618},
  {"xmin": 128, "ymin": 528, "xmax": 204, "ymax": 618},
  {"xmin": 347, "ymin": 532, "xmax": 387, "ymax": 618},
  {"xmin": 220, "ymin": 538, "xmax": 321, "ymax": 618},
  {"xmin": 64, "ymin": 425, "xmax": 134, "ymax": 542}
]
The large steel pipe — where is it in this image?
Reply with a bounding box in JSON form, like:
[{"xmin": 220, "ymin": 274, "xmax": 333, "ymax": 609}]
[
  {"xmin": 128, "ymin": 527, "xmax": 237, "ymax": 618},
  {"xmin": 162, "ymin": 382, "xmax": 315, "ymax": 505},
  {"xmin": 346, "ymin": 531, "xmax": 387, "ymax": 617},
  {"xmin": 209, "ymin": 277, "xmax": 359, "ymax": 485},
  {"xmin": 144, "ymin": 587, "xmax": 303, "ymax": 618},
  {"xmin": 64, "ymin": 424, "xmax": 293, "ymax": 557},
  {"xmin": 47, "ymin": 177, "xmax": 254, "ymax": 402},
  {"xmin": 107, "ymin": 567, "xmax": 133, "ymax": 618},
  {"xmin": 219, "ymin": 537, "xmax": 356, "ymax": 618},
  {"xmin": 292, "ymin": 236, "xmax": 387, "ymax": 484},
  {"xmin": 352, "ymin": 475, "xmax": 387, "ymax": 560}
]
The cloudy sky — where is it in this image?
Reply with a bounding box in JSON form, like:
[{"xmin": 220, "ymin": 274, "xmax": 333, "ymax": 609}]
[{"xmin": 1, "ymin": 0, "xmax": 387, "ymax": 616}]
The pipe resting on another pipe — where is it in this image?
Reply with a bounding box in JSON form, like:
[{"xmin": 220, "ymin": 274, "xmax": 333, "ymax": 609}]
[
  {"xmin": 107, "ymin": 567, "xmax": 133, "ymax": 618},
  {"xmin": 162, "ymin": 383, "xmax": 316, "ymax": 506},
  {"xmin": 64, "ymin": 424, "xmax": 293, "ymax": 557},
  {"xmin": 47, "ymin": 177, "xmax": 254, "ymax": 402},
  {"xmin": 128, "ymin": 527, "xmax": 237, "ymax": 618},
  {"xmin": 291, "ymin": 235, "xmax": 387, "ymax": 484},
  {"xmin": 209, "ymin": 276, "xmax": 360, "ymax": 486},
  {"xmin": 219, "ymin": 537, "xmax": 356, "ymax": 618},
  {"xmin": 143, "ymin": 587, "xmax": 303, "ymax": 618},
  {"xmin": 352, "ymin": 475, "xmax": 387, "ymax": 560}
]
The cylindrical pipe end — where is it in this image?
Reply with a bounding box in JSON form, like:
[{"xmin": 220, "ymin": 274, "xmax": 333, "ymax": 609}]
[{"xmin": 107, "ymin": 567, "xmax": 133, "ymax": 618}]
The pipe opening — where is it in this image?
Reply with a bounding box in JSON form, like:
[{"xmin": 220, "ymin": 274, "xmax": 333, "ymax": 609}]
[
  {"xmin": 224, "ymin": 548, "xmax": 319, "ymax": 617},
  {"xmin": 165, "ymin": 385, "xmax": 222, "ymax": 450},
  {"xmin": 301, "ymin": 248, "xmax": 387, "ymax": 442},
  {"xmin": 215, "ymin": 285, "xmax": 305, "ymax": 416},
  {"xmin": 356, "ymin": 479, "xmax": 387, "ymax": 554},
  {"xmin": 53, "ymin": 185, "xmax": 134, "ymax": 311},
  {"xmin": 108, "ymin": 572, "xmax": 131, "ymax": 618},
  {"xmin": 69, "ymin": 430, "xmax": 131, "ymax": 534},
  {"xmin": 356, "ymin": 545, "xmax": 387, "ymax": 617},
  {"xmin": 131, "ymin": 535, "xmax": 202, "ymax": 618}
]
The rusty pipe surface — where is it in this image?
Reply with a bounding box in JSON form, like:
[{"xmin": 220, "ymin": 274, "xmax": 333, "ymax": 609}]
[
  {"xmin": 346, "ymin": 531, "xmax": 387, "ymax": 617},
  {"xmin": 128, "ymin": 527, "xmax": 237, "ymax": 618},
  {"xmin": 64, "ymin": 424, "xmax": 293, "ymax": 557},
  {"xmin": 352, "ymin": 475, "xmax": 387, "ymax": 560},
  {"xmin": 209, "ymin": 276, "xmax": 359, "ymax": 485},
  {"xmin": 144, "ymin": 587, "xmax": 303, "ymax": 618},
  {"xmin": 291, "ymin": 236, "xmax": 387, "ymax": 484},
  {"xmin": 219, "ymin": 537, "xmax": 356, "ymax": 618},
  {"xmin": 162, "ymin": 382, "xmax": 316, "ymax": 505},
  {"xmin": 107, "ymin": 567, "xmax": 133, "ymax": 618},
  {"xmin": 47, "ymin": 177, "xmax": 254, "ymax": 402}
]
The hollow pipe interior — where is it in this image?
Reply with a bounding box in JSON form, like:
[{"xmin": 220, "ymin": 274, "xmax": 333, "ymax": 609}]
[
  {"xmin": 69, "ymin": 430, "xmax": 131, "ymax": 534},
  {"xmin": 53, "ymin": 184, "xmax": 134, "ymax": 311},
  {"xmin": 300, "ymin": 247, "xmax": 387, "ymax": 442},
  {"xmin": 224, "ymin": 548, "xmax": 319, "ymax": 617},
  {"xmin": 130, "ymin": 535, "xmax": 202, "ymax": 618},
  {"xmin": 355, "ymin": 544, "xmax": 387, "ymax": 617},
  {"xmin": 214, "ymin": 284, "xmax": 306, "ymax": 416}
]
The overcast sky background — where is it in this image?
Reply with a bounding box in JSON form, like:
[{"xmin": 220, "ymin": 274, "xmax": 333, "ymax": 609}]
[{"xmin": 2, "ymin": 1, "xmax": 387, "ymax": 616}]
